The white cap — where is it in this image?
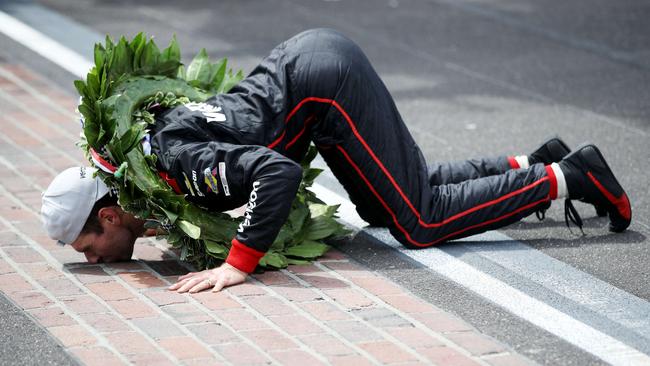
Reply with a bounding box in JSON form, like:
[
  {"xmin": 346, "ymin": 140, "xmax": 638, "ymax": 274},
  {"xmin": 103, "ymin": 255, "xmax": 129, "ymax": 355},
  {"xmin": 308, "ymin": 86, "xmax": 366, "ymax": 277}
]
[{"xmin": 41, "ymin": 167, "xmax": 110, "ymax": 245}]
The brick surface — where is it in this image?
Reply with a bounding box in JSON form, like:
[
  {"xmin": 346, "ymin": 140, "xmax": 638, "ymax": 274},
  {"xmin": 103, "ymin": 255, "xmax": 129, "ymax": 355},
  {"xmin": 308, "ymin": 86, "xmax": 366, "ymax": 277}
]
[
  {"xmin": 38, "ymin": 278, "xmax": 85, "ymax": 297},
  {"xmin": 186, "ymin": 322, "xmax": 241, "ymax": 345},
  {"xmin": 350, "ymin": 276, "xmax": 405, "ymax": 296},
  {"xmin": 485, "ymin": 353, "xmax": 535, "ymax": 366},
  {"xmin": 268, "ymin": 314, "xmax": 324, "ymax": 335},
  {"xmin": 272, "ymin": 284, "xmax": 323, "ymax": 303},
  {"xmin": 301, "ymin": 301, "xmax": 351, "ymax": 321},
  {"xmin": 329, "ymin": 354, "xmax": 375, "ymax": 366},
  {"xmin": 225, "ymin": 282, "xmax": 267, "ymax": 296},
  {"xmin": 161, "ymin": 303, "xmax": 213, "ymax": 324},
  {"xmin": 69, "ymin": 346, "xmax": 125, "ymax": 366},
  {"xmin": 271, "ymin": 349, "xmax": 326, "ymax": 366},
  {"xmin": 145, "ymin": 289, "xmax": 189, "ymax": 306},
  {"xmin": 244, "ymin": 294, "xmax": 294, "ymax": 316},
  {"xmin": 385, "ymin": 326, "xmax": 444, "ymax": 348},
  {"xmin": 352, "ymin": 307, "xmax": 412, "ymax": 328},
  {"xmin": 190, "ymin": 290, "xmax": 242, "ymax": 310},
  {"xmin": 61, "ymin": 295, "xmax": 109, "ymax": 314},
  {"xmin": 87, "ymin": 281, "xmax": 135, "ymax": 301},
  {"xmin": 0, "ymin": 273, "xmax": 33, "ymax": 293},
  {"xmin": 380, "ymin": 294, "xmax": 439, "ymax": 313},
  {"xmin": 131, "ymin": 316, "xmax": 185, "ymax": 339},
  {"xmin": 22, "ymin": 263, "xmax": 64, "ymax": 280},
  {"xmin": 446, "ymin": 331, "xmax": 508, "ymax": 356},
  {"xmin": 47, "ymin": 324, "xmax": 97, "ymax": 347},
  {"xmin": 68, "ymin": 266, "xmax": 111, "ymax": 284},
  {"xmin": 287, "ymin": 263, "xmax": 322, "ymax": 274},
  {"xmin": 107, "ymin": 298, "xmax": 159, "ymax": 319},
  {"xmin": 79, "ymin": 312, "xmax": 131, "ymax": 333},
  {"xmin": 126, "ymin": 353, "xmax": 175, "ymax": 366},
  {"xmin": 412, "ymin": 312, "xmax": 475, "ymax": 333},
  {"xmin": 9, "ymin": 291, "xmax": 53, "ymax": 309},
  {"xmin": 358, "ymin": 341, "xmax": 418, "ymax": 364},
  {"xmin": 218, "ymin": 309, "xmax": 269, "ymax": 331},
  {"xmin": 419, "ymin": 346, "xmax": 482, "ymax": 366},
  {"xmin": 4, "ymin": 246, "xmax": 44, "ymax": 263},
  {"xmin": 105, "ymin": 331, "xmax": 160, "ymax": 355},
  {"xmin": 0, "ymin": 258, "xmax": 14, "ymax": 274},
  {"xmin": 323, "ymin": 261, "xmax": 377, "ymax": 277},
  {"xmin": 299, "ymin": 333, "xmax": 355, "ymax": 356},
  {"xmin": 118, "ymin": 271, "xmax": 167, "ymax": 289},
  {"xmin": 252, "ymin": 270, "xmax": 297, "ymax": 286},
  {"xmin": 28, "ymin": 306, "xmax": 76, "ymax": 327},
  {"xmin": 326, "ymin": 320, "xmax": 384, "ymax": 343},
  {"xmin": 324, "ymin": 288, "xmax": 376, "ymax": 309},
  {"xmin": 158, "ymin": 336, "xmax": 213, "ymax": 360},
  {"xmin": 240, "ymin": 328, "xmax": 298, "ymax": 350},
  {"xmin": 299, "ymin": 273, "xmax": 350, "ymax": 289},
  {"xmin": 214, "ymin": 342, "xmax": 271, "ymax": 364}
]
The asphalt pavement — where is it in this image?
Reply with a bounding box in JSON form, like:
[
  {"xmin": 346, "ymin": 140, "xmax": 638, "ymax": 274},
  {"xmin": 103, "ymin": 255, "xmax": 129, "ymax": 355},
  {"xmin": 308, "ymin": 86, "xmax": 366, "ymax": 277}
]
[{"xmin": 0, "ymin": 0, "xmax": 648, "ymax": 364}]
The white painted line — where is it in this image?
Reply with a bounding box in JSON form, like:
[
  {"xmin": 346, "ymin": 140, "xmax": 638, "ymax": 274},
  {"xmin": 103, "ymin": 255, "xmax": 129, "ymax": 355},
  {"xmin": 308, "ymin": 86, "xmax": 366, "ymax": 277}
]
[
  {"xmin": 0, "ymin": 10, "xmax": 93, "ymax": 77},
  {"xmin": 4, "ymin": 11, "xmax": 649, "ymax": 365},
  {"xmin": 458, "ymin": 234, "xmax": 650, "ymax": 339},
  {"xmin": 364, "ymin": 227, "xmax": 650, "ymax": 366}
]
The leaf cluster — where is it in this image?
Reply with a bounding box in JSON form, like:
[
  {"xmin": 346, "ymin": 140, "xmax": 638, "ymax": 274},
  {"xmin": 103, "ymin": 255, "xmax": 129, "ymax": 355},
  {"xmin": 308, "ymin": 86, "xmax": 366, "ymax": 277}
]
[{"xmin": 74, "ymin": 33, "xmax": 350, "ymax": 270}]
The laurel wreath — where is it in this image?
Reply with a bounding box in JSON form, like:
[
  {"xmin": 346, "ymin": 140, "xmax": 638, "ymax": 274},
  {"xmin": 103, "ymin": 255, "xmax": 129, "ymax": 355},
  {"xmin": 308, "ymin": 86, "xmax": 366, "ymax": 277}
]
[{"xmin": 74, "ymin": 33, "xmax": 350, "ymax": 270}]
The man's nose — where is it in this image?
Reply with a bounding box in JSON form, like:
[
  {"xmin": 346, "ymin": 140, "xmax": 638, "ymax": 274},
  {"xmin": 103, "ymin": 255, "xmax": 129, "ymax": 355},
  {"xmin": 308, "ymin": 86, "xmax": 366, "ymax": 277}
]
[{"xmin": 84, "ymin": 253, "xmax": 102, "ymax": 264}]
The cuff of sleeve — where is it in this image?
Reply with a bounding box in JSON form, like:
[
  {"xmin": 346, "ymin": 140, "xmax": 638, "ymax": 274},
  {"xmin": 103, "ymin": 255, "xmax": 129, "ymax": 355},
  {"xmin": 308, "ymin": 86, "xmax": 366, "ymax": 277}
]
[{"xmin": 226, "ymin": 238, "xmax": 265, "ymax": 273}]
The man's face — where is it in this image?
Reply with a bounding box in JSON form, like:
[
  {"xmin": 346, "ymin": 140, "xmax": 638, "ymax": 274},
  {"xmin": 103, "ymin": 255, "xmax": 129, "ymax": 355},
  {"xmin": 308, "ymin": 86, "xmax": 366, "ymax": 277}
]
[{"xmin": 70, "ymin": 208, "xmax": 138, "ymax": 263}]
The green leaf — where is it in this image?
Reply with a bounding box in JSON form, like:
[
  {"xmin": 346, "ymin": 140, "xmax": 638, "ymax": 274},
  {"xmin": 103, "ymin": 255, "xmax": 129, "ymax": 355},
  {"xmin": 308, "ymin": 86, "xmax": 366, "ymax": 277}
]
[
  {"xmin": 209, "ymin": 58, "xmax": 227, "ymax": 91},
  {"xmin": 286, "ymin": 258, "xmax": 311, "ymax": 265},
  {"xmin": 120, "ymin": 123, "xmax": 145, "ymax": 154},
  {"xmin": 73, "ymin": 80, "xmax": 87, "ymax": 96},
  {"xmin": 301, "ymin": 145, "xmax": 319, "ymax": 168},
  {"xmin": 176, "ymin": 64, "xmax": 186, "ymax": 79},
  {"xmin": 218, "ymin": 69, "xmax": 244, "ymax": 93},
  {"xmin": 204, "ymin": 239, "xmax": 227, "ymax": 255},
  {"xmin": 177, "ymin": 220, "xmax": 201, "ymax": 239},
  {"xmin": 186, "ymin": 48, "xmax": 211, "ymax": 85},
  {"xmin": 302, "ymin": 168, "xmax": 323, "ymax": 186},
  {"xmin": 94, "ymin": 43, "xmax": 106, "ymax": 71},
  {"xmin": 284, "ymin": 241, "xmax": 330, "ymax": 259},
  {"xmin": 304, "ymin": 217, "xmax": 339, "ymax": 240},
  {"xmin": 161, "ymin": 34, "xmax": 181, "ymax": 63},
  {"xmin": 259, "ymin": 251, "xmax": 287, "ymax": 269},
  {"xmin": 131, "ymin": 32, "xmax": 146, "ymax": 70},
  {"xmin": 160, "ymin": 207, "xmax": 179, "ymax": 224},
  {"xmin": 288, "ymin": 204, "xmax": 309, "ymax": 232},
  {"xmin": 140, "ymin": 39, "xmax": 161, "ymax": 70}
]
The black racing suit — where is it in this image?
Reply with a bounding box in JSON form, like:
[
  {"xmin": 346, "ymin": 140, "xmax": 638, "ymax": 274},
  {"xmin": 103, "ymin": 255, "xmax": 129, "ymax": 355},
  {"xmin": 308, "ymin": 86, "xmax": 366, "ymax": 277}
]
[{"xmin": 150, "ymin": 28, "xmax": 555, "ymax": 273}]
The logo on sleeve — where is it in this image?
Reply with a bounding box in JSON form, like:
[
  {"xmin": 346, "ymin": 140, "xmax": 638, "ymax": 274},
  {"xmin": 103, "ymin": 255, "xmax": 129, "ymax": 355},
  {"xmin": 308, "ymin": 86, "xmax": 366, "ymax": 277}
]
[
  {"xmin": 218, "ymin": 162, "xmax": 231, "ymax": 196},
  {"xmin": 184, "ymin": 102, "xmax": 226, "ymax": 123},
  {"xmin": 204, "ymin": 167, "xmax": 219, "ymax": 194},
  {"xmin": 191, "ymin": 170, "xmax": 205, "ymax": 197},
  {"xmin": 237, "ymin": 181, "xmax": 261, "ymax": 233},
  {"xmin": 182, "ymin": 172, "xmax": 196, "ymax": 196}
]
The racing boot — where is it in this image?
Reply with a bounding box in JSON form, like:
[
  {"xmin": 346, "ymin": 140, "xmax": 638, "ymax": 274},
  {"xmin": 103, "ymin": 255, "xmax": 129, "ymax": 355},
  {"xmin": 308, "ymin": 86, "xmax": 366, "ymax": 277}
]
[
  {"xmin": 529, "ymin": 137, "xmax": 571, "ymax": 220},
  {"xmin": 558, "ymin": 143, "xmax": 631, "ymax": 233},
  {"xmin": 528, "ymin": 137, "xmax": 608, "ymax": 219},
  {"xmin": 529, "ymin": 136, "xmax": 570, "ymax": 165}
]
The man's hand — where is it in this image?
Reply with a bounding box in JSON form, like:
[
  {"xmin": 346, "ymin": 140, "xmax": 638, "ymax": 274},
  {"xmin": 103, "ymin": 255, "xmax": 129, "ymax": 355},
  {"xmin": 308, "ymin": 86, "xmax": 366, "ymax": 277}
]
[{"xmin": 168, "ymin": 263, "xmax": 247, "ymax": 293}]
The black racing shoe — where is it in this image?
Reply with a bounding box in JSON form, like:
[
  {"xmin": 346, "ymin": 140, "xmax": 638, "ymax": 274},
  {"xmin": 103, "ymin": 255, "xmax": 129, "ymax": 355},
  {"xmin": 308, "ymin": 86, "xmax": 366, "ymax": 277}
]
[
  {"xmin": 530, "ymin": 137, "xmax": 571, "ymax": 220},
  {"xmin": 559, "ymin": 144, "xmax": 631, "ymax": 233},
  {"xmin": 529, "ymin": 137, "xmax": 571, "ymax": 165},
  {"xmin": 529, "ymin": 137, "xmax": 608, "ymax": 220}
]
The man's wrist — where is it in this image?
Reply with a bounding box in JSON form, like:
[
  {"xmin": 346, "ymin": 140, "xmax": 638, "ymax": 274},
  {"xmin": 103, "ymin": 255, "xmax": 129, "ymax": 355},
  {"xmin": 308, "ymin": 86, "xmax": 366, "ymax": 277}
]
[
  {"xmin": 226, "ymin": 238, "xmax": 265, "ymax": 273},
  {"xmin": 221, "ymin": 262, "xmax": 247, "ymax": 276}
]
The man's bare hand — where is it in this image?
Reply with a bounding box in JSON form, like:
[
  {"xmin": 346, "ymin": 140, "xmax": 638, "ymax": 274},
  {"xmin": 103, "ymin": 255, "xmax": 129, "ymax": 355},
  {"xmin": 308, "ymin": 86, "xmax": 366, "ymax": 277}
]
[{"xmin": 168, "ymin": 263, "xmax": 247, "ymax": 293}]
